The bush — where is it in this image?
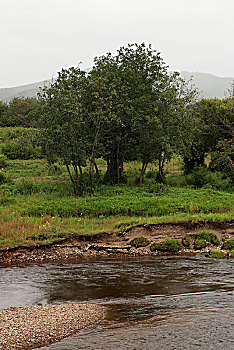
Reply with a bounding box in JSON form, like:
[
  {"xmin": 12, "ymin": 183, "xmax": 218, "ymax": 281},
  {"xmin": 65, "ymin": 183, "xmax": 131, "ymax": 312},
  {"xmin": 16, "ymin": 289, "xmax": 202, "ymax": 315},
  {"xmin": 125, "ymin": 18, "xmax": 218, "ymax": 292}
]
[
  {"xmin": 0, "ymin": 170, "xmax": 11, "ymax": 184},
  {"xmin": 182, "ymin": 234, "xmax": 191, "ymax": 247},
  {"xmin": 130, "ymin": 236, "xmax": 150, "ymax": 248},
  {"xmin": 186, "ymin": 166, "xmax": 232, "ymax": 191},
  {"xmin": 13, "ymin": 180, "xmax": 39, "ymax": 195},
  {"xmin": 1, "ymin": 140, "xmax": 41, "ymax": 160},
  {"xmin": 207, "ymin": 250, "xmax": 225, "ymax": 259},
  {"xmin": 222, "ymin": 238, "xmax": 234, "ymax": 250},
  {"xmin": 229, "ymin": 250, "xmax": 234, "ymax": 258},
  {"xmin": 47, "ymin": 163, "xmax": 64, "ymax": 175},
  {"xmin": 194, "ymin": 238, "xmax": 207, "ymax": 250},
  {"xmin": 0, "ymin": 154, "xmax": 8, "ymax": 168},
  {"xmin": 195, "ymin": 230, "xmax": 220, "ymax": 246},
  {"xmin": 150, "ymin": 238, "xmax": 183, "ymax": 252}
]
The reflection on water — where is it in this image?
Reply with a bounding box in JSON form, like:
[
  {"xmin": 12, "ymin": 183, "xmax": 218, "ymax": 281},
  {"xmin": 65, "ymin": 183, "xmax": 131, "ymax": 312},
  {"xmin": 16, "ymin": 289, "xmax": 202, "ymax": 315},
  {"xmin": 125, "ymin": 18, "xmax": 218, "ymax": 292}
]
[{"xmin": 0, "ymin": 257, "xmax": 233, "ymax": 349}]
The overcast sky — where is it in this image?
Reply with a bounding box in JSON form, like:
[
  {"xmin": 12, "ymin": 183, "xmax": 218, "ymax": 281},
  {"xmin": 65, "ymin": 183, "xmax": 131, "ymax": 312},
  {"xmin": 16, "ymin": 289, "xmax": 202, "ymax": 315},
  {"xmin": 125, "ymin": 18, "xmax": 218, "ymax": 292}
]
[{"xmin": 1, "ymin": 0, "xmax": 233, "ymax": 87}]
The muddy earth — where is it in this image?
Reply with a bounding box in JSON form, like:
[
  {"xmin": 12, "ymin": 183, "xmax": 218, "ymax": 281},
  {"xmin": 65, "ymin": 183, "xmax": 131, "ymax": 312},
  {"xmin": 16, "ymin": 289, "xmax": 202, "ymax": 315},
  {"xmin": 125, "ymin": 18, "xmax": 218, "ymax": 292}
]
[{"xmin": 0, "ymin": 221, "xmax": 233, "ymax": 264}]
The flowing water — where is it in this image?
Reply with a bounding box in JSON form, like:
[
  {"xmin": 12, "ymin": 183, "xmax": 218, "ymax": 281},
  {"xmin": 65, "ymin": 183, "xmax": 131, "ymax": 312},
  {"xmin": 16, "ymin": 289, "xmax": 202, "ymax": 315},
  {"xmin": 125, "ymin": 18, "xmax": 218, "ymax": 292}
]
[{"xmin": 0, "ymin": 257, "xmax": 233, "ymax": 349}]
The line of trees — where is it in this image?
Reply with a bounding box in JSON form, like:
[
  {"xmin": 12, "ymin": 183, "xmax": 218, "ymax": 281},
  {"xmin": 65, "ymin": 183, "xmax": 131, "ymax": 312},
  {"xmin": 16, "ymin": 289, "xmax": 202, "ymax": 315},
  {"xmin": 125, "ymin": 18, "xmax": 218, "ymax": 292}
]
[{"xmin": 0, "ymin": 43, "xmax": 233, "ymax": 194}]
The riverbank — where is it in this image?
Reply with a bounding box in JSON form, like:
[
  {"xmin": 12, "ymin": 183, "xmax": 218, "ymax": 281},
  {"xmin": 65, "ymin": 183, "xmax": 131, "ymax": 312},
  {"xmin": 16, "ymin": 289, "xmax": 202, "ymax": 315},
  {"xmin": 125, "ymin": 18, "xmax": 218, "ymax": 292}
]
[
  {"xmin": 0, "ymin": 220, "xmax": 233, "ymax": 264},
  {"xmin": 0, "ymin": 303, "xmax": 103, "ymax": 350}
]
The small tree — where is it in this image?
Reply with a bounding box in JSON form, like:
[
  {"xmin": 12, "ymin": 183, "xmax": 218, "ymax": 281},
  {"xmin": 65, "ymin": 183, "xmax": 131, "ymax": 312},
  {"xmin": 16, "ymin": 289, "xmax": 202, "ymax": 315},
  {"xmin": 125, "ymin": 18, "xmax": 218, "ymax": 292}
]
[
  {"xmin": 39, "ymin": 67, "xmax": 89, "ymax": 194},
  {"xmin": 1, "ymin": 97, "xmax": 41, "ymax": 127}
]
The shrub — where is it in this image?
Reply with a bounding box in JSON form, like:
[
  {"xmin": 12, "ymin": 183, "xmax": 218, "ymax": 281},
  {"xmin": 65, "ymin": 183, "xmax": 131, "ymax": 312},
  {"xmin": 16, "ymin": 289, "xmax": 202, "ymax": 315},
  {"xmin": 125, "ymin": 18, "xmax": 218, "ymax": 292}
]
[
  {"xmin": 13, "ymin": 180, "xmax": 39, "ymax": 195},
  {"xmin": 229, "ymin": 250, "xmax": 234, "ymax": 258},
  {"xmin": 1, "ymin": 140, "xmax": 41, "ymax": 160},
  {"xmin": 47, "ymin": 163, "xmax": 64, "ymax": 175},
  {"xmin": 207, "ymin": 250, "xmax": 225, "ymax": 259},
  {"xmin": 186, "ymin": 166, "xmax": 232, "ymax": 191},
  {"xmin": 222, "ymin": 238, "xmax": 234, "ymax": 250},
  {"xmin": 0, "ymin": 170, "xmax": 11, "ymax": 184},
  {"xmin": 195, "ymin": 230, "xmax": 220, "ymax": 246},
  {"xmin": 194, "ymin": 239, "xmax": 207, "ymax": 250},
  {"xmin": 130, "ymin": 236, "xmax": 150, "ymax": 248},
  {"xmin": 150, "ymin": 238, "xmax": 182, "ymax": 252},
  {"xmin": 182, "ymin": 234, "xmax": 191, "ymax": 247},
  {"xmin": 0, "ymin": 154, "xmax": 8, "ymax": 168}
]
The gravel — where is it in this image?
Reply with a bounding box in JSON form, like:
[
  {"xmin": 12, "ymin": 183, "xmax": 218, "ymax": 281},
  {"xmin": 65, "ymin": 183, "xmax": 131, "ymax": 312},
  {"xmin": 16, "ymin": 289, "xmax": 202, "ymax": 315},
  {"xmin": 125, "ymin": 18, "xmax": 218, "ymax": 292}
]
[{"xmin": 0, "ymin": 303, "xmax": 103, "ymax": 350}]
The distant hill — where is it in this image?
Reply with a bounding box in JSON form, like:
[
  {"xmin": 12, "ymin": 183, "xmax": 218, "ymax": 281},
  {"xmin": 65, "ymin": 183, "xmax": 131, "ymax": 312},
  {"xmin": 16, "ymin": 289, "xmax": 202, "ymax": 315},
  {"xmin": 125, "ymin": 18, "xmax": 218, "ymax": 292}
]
[
  {"xmin": 181, "ymin": 71, "xmax": 233, "ymax": 99},
  {"xmin": 0, "ymin": 80, "xmax": 50, "ymax": 103},
  {"xmin": 0, "ymin": 72, "xmax": 233, "ymax": 103}
]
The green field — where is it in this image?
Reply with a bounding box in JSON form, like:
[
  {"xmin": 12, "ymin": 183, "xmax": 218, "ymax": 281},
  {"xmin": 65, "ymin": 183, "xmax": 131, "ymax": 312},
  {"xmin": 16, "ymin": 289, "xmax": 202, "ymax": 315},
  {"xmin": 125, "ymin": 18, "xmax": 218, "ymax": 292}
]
[{"xmin": 0, "ymin": 158, "xmax": 233, "ymax": 249}]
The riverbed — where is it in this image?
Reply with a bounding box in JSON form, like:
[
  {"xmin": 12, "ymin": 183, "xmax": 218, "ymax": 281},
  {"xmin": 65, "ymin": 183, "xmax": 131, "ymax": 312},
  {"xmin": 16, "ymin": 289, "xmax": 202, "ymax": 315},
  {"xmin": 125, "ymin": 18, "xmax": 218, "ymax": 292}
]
[{"xmin": 0, "ymin": 257, "xmax": 233, "ymax": 349}]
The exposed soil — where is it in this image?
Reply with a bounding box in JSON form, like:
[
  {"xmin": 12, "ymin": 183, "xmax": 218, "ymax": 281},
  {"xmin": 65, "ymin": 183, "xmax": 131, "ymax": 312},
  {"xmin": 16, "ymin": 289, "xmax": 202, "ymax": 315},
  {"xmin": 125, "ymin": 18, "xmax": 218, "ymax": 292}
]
[{"xmin": 0, "ymin": 221, "xmax": 233, "ymax": 265}]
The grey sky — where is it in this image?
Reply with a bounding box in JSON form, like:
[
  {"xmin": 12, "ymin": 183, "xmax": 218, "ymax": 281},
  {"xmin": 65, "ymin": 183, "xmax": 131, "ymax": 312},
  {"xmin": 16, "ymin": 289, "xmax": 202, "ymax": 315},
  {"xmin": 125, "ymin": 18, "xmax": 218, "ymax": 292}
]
[{"xmin": 1, "ymin": 0, "xmax": 233, "ymax": 87}]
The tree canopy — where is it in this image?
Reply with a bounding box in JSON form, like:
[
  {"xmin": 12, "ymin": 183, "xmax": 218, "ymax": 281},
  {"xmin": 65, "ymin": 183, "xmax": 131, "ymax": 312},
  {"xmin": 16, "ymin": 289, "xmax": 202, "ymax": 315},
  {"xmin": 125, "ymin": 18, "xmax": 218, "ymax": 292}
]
[{"xmin": 38, "ymin": 43, "xmax": 198, "ymax": 193}]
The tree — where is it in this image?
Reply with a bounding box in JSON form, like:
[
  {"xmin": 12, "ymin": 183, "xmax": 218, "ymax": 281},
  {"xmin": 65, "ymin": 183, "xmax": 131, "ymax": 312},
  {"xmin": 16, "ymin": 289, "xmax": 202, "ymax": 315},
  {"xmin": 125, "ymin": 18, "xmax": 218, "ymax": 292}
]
[
  {"xmin": 1, "ymin": 97, "xmax": 41, "ymax": 127},
  {"xmin": 210, "ymin": 138, "xmax": 234, "ymax": 183},
  {"xmin": 0, "ymin": 101, "xmax": 8, "ymax": 126},
  {"xmin": 39, "ymin": 67, "xmax": 89, "ymax": 194},
  {"xmin": 182, "ymin": 98, "xmax": 234, "ymax": 173},
  {"xmin": 89, "ymin": 43, "xmax": 196, "ymax": 183}
]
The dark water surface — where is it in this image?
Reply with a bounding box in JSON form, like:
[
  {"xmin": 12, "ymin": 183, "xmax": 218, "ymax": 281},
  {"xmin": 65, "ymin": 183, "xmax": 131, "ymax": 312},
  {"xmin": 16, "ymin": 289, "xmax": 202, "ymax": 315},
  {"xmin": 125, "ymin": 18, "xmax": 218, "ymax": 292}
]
[{"xmin": 0, "ymin": 257, "xmax": 233, "ymax": 349}]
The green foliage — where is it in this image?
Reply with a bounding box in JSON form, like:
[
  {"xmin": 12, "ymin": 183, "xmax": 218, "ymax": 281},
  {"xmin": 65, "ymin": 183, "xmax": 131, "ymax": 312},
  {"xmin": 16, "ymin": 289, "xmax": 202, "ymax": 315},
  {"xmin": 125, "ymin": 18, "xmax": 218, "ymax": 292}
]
[
  {"xmin": 207, "ymin": 250, "xmax": 225, "ymax": 259},
  {"xmin": 1, "ymin": 140, "xmax": 41, "ymax": 160},
  {"xmin": 0, "ymin": 127, "xmax": 42, "ymax": 160},
  {"xmin": 47, "ymin": 163, "xmax": 64, "ymax": 175},
  {"xmin": 182, "ymin": 234, "xmax": 191, "ymax": 247},
  {"xmin": 39, "ymin": 43, "xmax": 197, "ymax": 189},
  {"xmin": 229, "ymin": 250, "xmax": 234, "ymax": 258},
  {"xmin": 210, "ymin": 139, "xmax": 234, "ymax": 183},
  {"xmin": 0, "ymin": 154, "xmax": 8, "ymax": 168},
  {"xmin": 0, "ymin": 170, "xmax": 11, "ymax": 184},
  {"xmin": 185, "ymin": 166, "xmax": 232, "ymax": 191},
  {"xmin": 222, "ymin": 238, "xmax": 234, "ymax": 250},
  {"xmin": 182, "ymin": 98, "xmax": 234, "ymax": 174},
  {"xmin": 150, "ymin": 238, "xmax": 182, "ymax": 252},
  {"xmin": 130, "ymin": 236, "xmax": 150, "ymax": 248},
  {"xmin": 194, "ymin": 230, "xmax": 220, "ymax": 250},
  {"xmin": 194, "ymin": 238, "xmax": 207, "ymax": 250},
  {"xmin": 0, "ymin": 97, "xmax": 41, "ymax": 127}
]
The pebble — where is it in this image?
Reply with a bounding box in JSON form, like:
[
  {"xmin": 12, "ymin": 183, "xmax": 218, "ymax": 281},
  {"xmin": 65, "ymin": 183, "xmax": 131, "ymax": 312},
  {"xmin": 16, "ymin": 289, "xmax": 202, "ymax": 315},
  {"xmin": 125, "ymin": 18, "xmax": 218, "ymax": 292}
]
[{"xmin": 0, "ymin": 303, "xmax": 103, "ymax": 350}]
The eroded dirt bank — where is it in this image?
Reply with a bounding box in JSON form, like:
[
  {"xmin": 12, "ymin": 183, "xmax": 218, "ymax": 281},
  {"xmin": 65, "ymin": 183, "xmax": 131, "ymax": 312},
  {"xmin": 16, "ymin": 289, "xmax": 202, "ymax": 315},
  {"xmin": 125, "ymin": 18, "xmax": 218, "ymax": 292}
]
[{"xmin": 0, "ymin": 221, "xmax": 233, "ymax": 264}]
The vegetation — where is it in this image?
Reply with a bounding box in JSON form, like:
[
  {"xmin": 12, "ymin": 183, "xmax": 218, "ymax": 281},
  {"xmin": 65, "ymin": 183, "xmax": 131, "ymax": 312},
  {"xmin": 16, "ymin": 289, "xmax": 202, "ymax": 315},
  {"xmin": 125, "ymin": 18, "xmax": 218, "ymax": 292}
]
[
  {"xmin": 194, "ymin": 239, "xmax": 208, "ymax": 250},
  {"xmin": 182, "ymin": 234, "xmax": 191, "ymax": 247},
  {"xmin": 222, "ymin": 238, "xmax": 234, "ymax": 250},
  {"xmin": 150, "ymin": 238, "xmax": 183, "ymax": 252},
  {"xmin": 195, "ymin": 230, "xmax": 220, "ymax": 246},
  {"xmin": 130, "ymin": 237, "xmax": 150, "ymax": 248},
  {"xmin": 206, "ymin": 250, "xmax": 225, "ymax": 259},
  {"xmin": 0, "ymin": 43, "xmax": 233, "ymax": 251}
]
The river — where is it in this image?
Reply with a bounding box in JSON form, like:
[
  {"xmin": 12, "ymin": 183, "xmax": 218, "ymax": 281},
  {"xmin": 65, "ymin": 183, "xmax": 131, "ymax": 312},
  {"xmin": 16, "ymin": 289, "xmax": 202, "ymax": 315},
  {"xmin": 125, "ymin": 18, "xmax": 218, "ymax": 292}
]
[{"xmin": 0, "ymin": 257, "xmax": 233, "ymax": 349}]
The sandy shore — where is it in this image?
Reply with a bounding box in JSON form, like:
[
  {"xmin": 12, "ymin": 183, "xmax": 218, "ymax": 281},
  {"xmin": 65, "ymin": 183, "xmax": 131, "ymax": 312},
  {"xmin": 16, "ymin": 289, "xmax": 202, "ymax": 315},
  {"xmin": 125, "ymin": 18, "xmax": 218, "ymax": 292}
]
[{"xmin": 0, "ymin": 303, "xmax": 103, "ymax": 350}]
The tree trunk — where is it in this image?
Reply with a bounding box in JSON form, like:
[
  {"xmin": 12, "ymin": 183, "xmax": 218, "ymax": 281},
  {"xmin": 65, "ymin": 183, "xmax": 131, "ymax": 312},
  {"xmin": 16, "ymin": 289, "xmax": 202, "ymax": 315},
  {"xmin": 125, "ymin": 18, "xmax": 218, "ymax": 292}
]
[
  {"xmin": 139, "ymin": 160, "xmax": 149, "ymax": 184},
  {"xmin": 65, "ymin": 163, "xmax": 77, "ymax": 195}
]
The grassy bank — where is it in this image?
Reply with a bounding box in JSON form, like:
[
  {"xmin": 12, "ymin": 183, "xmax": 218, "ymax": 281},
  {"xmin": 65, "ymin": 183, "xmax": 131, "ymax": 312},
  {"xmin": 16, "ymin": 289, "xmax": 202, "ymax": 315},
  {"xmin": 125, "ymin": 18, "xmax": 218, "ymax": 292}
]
[{"xmin": 0, "ymin": 159, "xmax": 233, "ymax": 249}]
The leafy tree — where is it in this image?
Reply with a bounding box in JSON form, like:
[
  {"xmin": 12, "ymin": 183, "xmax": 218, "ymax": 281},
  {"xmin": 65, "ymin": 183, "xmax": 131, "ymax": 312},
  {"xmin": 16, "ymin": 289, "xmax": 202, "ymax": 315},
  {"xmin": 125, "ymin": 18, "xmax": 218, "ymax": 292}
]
[
  {"xmin": 89, "ymin": 43, "xmax": 197, "ymax": 183},
  {"xmin": 39, "ymin": 67, "xmax": 89, "ymax": 194},
  {"xmin": 0, "ymin": 101, "xmax": 8, "ymax": 126},
  {"xmin": 182, "ymin": 98, "xmax": 234, "ymax": 173},
  {"xmin": 210, "ymin": 138, "xmax": 234, "ymax": 183},
  {"xmin": 0, "ymin": 97, "xmax": 41, "ymax": 127}
]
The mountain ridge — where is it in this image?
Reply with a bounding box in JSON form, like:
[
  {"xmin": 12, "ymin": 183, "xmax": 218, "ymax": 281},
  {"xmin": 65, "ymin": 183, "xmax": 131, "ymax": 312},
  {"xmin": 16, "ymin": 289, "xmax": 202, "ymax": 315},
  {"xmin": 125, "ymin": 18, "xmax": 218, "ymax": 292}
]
[{"xmin": 0, "ymin": 72, "xmax": 233, "ymax": 103}]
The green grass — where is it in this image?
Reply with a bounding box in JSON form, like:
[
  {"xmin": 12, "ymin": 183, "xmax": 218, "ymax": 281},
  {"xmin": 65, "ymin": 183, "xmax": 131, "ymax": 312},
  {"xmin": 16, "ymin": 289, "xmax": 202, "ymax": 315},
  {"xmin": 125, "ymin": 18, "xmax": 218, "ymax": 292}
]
[{"xmin": 0, "ymin": 158, "xmax": 233, "ymax": 250}]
